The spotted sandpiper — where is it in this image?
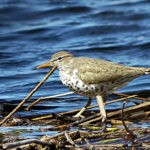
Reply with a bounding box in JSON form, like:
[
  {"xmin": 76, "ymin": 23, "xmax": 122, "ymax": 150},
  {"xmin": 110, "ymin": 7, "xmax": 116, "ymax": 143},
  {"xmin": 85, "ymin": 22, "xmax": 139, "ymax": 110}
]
[{"xmin": 35, "ymin": 51, "xmax": 150, "ymax": 130}]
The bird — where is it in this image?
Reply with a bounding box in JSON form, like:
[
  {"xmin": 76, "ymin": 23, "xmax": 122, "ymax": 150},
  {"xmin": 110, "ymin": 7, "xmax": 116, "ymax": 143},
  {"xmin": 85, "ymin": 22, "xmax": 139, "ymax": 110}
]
[{"xmin": 35, "ymin": 51, "xmax": 150, "ymax": 130}]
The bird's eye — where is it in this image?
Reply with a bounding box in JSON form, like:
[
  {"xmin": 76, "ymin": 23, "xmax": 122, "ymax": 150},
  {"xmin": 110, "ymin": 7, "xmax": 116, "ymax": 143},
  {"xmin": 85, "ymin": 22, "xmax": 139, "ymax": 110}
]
[{"xmin": 58, "ymin": 57, "xmax": 62, "ymax": 60}]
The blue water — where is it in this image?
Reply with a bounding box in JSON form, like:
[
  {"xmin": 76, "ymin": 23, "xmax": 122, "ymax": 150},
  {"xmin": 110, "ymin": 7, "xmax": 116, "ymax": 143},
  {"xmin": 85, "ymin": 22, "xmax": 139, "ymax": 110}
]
[{"xmin": 0, "ymin": 0, "xmax": 150, "ymax": 136}]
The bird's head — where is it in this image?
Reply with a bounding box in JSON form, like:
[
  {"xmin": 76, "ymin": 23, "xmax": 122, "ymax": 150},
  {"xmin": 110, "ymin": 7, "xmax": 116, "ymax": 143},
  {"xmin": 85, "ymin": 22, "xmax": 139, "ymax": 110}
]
[{"xmin": 34, "ymin": 51, "xmax": 74, "ymax": 70}]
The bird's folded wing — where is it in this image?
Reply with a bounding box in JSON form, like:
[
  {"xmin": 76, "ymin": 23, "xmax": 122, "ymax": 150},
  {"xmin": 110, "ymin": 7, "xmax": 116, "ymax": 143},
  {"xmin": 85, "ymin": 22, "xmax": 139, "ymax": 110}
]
[
  {"xmin": 77, "ymin": 66, "xmax": 129, "ymax": 84},
  {"xmin": 75, "ymin": 59, "xmax": 144, "ymax": 85}
]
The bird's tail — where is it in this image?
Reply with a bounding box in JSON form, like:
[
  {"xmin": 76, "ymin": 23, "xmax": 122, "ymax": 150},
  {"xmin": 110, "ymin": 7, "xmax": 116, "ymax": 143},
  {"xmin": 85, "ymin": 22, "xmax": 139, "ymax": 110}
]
[{"xmin": 145, "ymin": 68, "xmax": 150, "ymax": 75}]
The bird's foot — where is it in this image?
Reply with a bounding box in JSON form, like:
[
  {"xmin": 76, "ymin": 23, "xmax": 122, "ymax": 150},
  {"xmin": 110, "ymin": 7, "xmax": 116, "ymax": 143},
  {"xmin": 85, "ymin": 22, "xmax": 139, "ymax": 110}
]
[
  {"xmin": 101, "ymin": 122, "xmax": 107, "ymax": 132},
  {"xmin": 73, "ymin": 114, "xmax": 85, "ymax": 118},
  {"xmin": 101, "ymin": 118, "xmax": 107, "ymax": 132}
]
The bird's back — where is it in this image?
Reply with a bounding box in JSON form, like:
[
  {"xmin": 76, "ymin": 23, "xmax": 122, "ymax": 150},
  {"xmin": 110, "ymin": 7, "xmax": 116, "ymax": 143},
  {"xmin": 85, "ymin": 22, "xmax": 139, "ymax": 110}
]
[{"xmin": 65, "ymin": 57, "xmax": 149, "ymax": 85}]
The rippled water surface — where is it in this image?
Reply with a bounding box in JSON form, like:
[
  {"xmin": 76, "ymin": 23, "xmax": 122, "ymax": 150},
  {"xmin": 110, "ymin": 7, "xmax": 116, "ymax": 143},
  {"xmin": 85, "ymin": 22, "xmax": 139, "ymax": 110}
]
[{"xmin": 0, "ymin": 0, "xmax": 150, "ymax": 137}]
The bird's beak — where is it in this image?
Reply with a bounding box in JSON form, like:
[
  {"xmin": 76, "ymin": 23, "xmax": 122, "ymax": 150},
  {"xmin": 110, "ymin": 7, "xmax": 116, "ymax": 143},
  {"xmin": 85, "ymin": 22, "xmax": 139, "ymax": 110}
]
[{"xmin": 34, "ymin": 61, "xmax": 53, "ymax": 70}]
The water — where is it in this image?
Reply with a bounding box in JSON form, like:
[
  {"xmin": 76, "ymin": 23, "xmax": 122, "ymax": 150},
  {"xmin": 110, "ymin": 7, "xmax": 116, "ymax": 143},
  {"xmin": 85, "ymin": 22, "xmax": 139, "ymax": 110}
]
[{"xmin": 0, "ymin": 0, "xmax": 150, "ymax": 137}]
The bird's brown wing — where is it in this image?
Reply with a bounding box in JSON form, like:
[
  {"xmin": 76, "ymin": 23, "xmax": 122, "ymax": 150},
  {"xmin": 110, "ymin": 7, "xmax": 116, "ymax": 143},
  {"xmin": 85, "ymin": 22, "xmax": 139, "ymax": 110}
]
[{"xmin": 74, "ymin": 57, "xmax": 144, "ymax": 85}]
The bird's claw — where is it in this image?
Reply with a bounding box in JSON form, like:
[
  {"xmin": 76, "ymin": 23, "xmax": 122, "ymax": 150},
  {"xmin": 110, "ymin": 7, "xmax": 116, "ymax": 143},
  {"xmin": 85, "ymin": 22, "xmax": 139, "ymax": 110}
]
[
  {"xmin": 73, "ymin": 114, "xmax": 85, "ymax": 118},
  {"xmin": 101, "ymin": 117, "xmax": 107, "ymax": 132}
]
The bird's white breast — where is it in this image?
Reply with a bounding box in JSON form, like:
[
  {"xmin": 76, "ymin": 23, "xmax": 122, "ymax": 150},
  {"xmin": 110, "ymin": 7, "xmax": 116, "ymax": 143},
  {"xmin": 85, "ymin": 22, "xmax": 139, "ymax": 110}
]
[{"xmin": 59, "ymin": 68, "xmax": 100, "ymax": 97}]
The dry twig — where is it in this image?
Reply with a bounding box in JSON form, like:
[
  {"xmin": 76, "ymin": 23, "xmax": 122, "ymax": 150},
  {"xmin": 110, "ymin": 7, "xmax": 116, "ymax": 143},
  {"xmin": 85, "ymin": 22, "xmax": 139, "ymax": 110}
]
[
  {"xmin": 113, "ymin": 92, "xmax": 150, "ymax": 102},
  {"xmin": 121, "ymin": 100, "xmax": 137, "ymax": 141},
  {"xmin": 64, "ymin": 131, "xmax": 80, "ymax": 148},
  {"xmin": 25, "ymin": 91, "xmax": 74, "ymax": 110},
  {"xmin": 44, "ymin": 130, "xmax": 79, "ymax": 141},
  {"xmin": 3, "ymin": 139, "xmax": 55, "ymax": 149}
]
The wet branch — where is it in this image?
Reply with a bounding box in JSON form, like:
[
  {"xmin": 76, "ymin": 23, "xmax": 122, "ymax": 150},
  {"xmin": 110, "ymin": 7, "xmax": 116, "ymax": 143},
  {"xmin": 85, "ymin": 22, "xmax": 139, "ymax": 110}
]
[{"xmin": 3, "ymin": 139, "xmax": 55, "ymax": 149}]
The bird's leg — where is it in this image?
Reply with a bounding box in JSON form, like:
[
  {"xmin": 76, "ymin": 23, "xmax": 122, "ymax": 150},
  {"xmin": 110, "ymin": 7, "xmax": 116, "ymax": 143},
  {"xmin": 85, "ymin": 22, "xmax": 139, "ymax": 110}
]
[
  {"xmin": 103, "ymin": 95, "xmax": 107, "ymax": 106},
  {"xmin": 96, "ymin": 95, "xmax": 107, "ymax": 131},
  {"xmin": 74, "ymin": 97, "xmax": 92, "ymax": 118}
]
